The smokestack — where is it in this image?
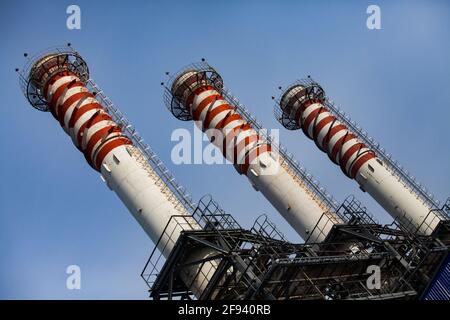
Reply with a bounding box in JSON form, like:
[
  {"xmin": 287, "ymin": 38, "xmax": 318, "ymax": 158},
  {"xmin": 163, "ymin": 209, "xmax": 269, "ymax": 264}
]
[
  {"xmin": 164, "ymin": 62, "xmax": 344, "ymax": 242},
  {"xmin": 19, "ymin": 47, "xmax": 216, "ymax": 297},
  {"xmin": 275, "ymin": 78, "xmax": 445, "ymax": 235}
]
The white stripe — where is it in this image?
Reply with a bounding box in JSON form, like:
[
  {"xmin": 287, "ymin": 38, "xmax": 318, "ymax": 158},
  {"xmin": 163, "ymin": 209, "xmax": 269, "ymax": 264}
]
[
  {"xmin": 46, "ymin": 75, "xmax": 78, "ymax": 101},
  {"xmin": 60, "ymin": 87, "xmax": 89, "ymax": 106},
  {"xmin": 346, "ymin": 147, "xmax": 370, "ymax": 174},
  {"xmin": 54, "ymin": 87, "xmax": 88, "ymax": 118},
  {"xmin": 222, "ymin": 128, "xmax": 252, "ymax": 161},
  {"xmin": 197, "ymin": 99, "xmax": 228, "ymax": 124},
  {"xmin": 192, "ymin": 90, "xmax": 218, "ymax": 113},
  {"xmin": 240, "ymin": 141, "xmax": 266, "ymax": 165},
  {"xmin": 222, "ymin": 119, "xmax": 244, "ymax": 131},
  {"xmin": 233, "ymin": 129, "xmax": 256, "ymax": 149},
  {"xmin": 314, "ymin": 110, "xmax": 330, "ymax": 124},
  {"xmin": 199, "ymin": 99, "xmax": 228, "ymax": 123},
  {"xmin": 57, "ymin": 88, "xmax": 90, "ymax": 129},
  {"xmin": 307, "ymin": 110, "xmax": 329, "ymax": 139},
  {"xmin": 316, "ymin": 121, "xmax": 333, "ymax": 148},
  {"xmin": 70, "ymin": 109, "xmax": 100, "ymax": 146},
  {"xmin": 301, "ymin": 103, "xmax": 321, "ymax": 124},
  {"xmin": 338, "ymin": 138, "xmax": 359, "ymax": 165},
  {"xmin": 236, "ymin": 137, "xmax": 262, "ymax": 164},
  {"xmin": 306, "ymin": 105, "xmax": 327, "ymax": 139},
  {"xmin": 82, "ymin": 120, "xmax": 115, "ymax": 150},
  {"xmin": 327, "ymin": 126, "xmax": 347, "ymax": 155},
  {"xmin": 207, "ymin": 108, "xmax": 232, "ymax": 129},
  {"xmin": 63, "ymin": 96, "xmax": 96, "ymax": 132}
]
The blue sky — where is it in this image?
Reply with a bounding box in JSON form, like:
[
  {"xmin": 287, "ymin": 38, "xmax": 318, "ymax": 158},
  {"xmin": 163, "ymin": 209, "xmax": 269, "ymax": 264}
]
[{"xmin": 1, "ymin": 0, "xmax": 449, "ymax": 299}]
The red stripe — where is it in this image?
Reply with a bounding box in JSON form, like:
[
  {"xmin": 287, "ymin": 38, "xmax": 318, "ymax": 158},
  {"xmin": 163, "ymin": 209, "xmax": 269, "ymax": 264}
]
[
  {"xmin": 222, "ymin": 124, "xmax": 251, "ymax": 159},
  {"xmin": 49, "ymin": 81, "xmax": 73, "ymax": 118},
  {"xmin": 86, "ymin": 112, "xmax": 112, "ymax": 129},
  {"xmin": 234, "ymin": 134, "xmax": 259, "ymax": 164},
  {"xmin": 68, "ymin": 102, "xmax": 102, "ymax": 128},
  {"xmin": 77, "ymin": 112, "xmax": 112, "ymax": 148},
  {"xmin": 94, "ymin": 137, "xmax": 132, "ymax": 170},
  {"xmin": 192, "ymin": 94, "xmax": 222, "ymax": 122},
  {"xmin": 186, "ymin": 85, "xmax": 214, "ymax": 110},
  {"xmin": 43, "ymin": 71, "xmax": 76, "ymax": 99},
  {"xmin": 294, "ymin": 99, "xmax": 315, "ymax": 126},
  {"xmin": 84, "ymin": 125, "xmax": 120, "ymax": 157},
  {"xmin": 350, "ymin": 152, "xmax": 376, "ymax": 178},
  {"xmin": 58, "ymin": 91, "xmax": 94, "ymax": 127},
  {"xmin": 302, "ymin": 107, "xmax": 327, "ymax": 137},
  {"xmin": 214, "ymin": 109, "xmax": 235, "ymax": 130},
  {"xmin": 312, "ymin": 115, "xmax": 334, "ymax": 142},
  {"xmin": 76, "ymin": 122, "xmax": 89, "ymax": 148},
  {"xmin": 239, "ymin": 144, "xmax": 272, "ymax": 174},
  {"xmin": 219, "ymin": 114, "xmax": 242, "ymax": 129},
  {"xmin": 203, "ymin": 104, "xmax": 232, "ymax": 129},
  {"xmin": 339, "ymin": 142, "xmax": 365, "ymax": 174},
  {"xmin": 331, "ymin": 133, "xmax": 356, "ymax": 163},
  {"xmin": 322, "ymin": 123, "xmax": 345, "ymax": 152},
  {"xmin": 52, "ymin": 82, "xmax": 84, "ymax": 118}
]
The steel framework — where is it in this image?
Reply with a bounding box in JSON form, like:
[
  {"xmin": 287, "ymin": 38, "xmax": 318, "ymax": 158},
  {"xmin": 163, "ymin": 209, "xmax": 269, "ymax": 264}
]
[{"xmin": 142, "ymin": 195, "xmax": 449, "ymax": 300}]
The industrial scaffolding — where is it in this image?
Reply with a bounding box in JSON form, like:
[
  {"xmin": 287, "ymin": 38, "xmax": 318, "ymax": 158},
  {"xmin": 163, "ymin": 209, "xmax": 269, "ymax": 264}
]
[{"xmin": 142, "ymin": 195, "xmax": 450, "ymax": 300}]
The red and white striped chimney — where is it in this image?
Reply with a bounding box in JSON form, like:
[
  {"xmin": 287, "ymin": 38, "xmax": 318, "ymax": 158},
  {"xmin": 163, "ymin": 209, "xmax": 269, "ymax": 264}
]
[{"xmin": 276, "ymin": 80, "xmax": 443, "ymax": 234}]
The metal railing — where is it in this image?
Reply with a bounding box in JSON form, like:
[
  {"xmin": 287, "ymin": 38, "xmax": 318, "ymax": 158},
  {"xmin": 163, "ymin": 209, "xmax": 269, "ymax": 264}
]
[
  {"xmin": 141, "ymin": 194, "xmax": 241, "ymax": 293},
  {"xmin": 338, "ymin": 195, "xmax": 378, "ymax": 225},
  {"xmin": 18, "ymin": 45, "xmax": 89, "ymax": 112},
  {"xmin": 251, "ymin": 214, "xmax": 287, "ymax": 242},
  {"xmin": 140, "ymin": 213, "xmax": 202, "ymax": 291}
]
